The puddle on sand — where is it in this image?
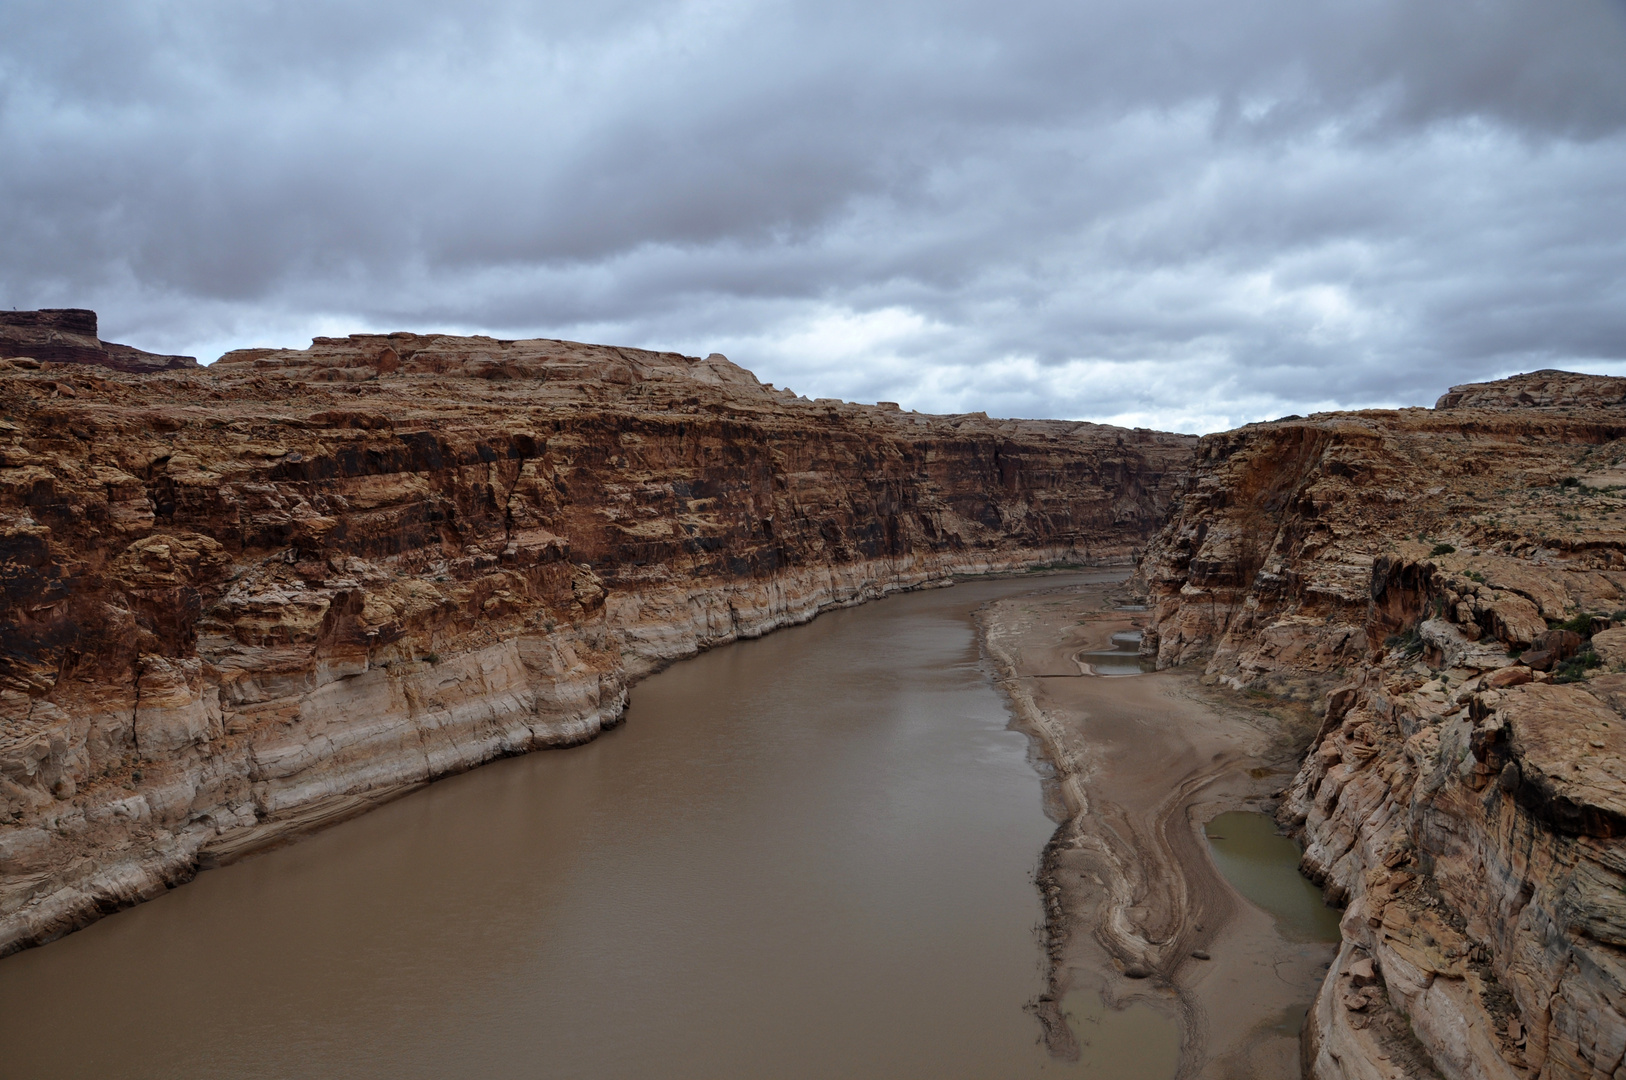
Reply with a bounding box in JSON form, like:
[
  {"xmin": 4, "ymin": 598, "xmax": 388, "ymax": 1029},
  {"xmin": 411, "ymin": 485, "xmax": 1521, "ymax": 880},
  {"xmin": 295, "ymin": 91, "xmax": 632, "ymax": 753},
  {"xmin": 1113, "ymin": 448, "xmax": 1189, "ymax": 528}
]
[
  {"xmin": 1077, "ymin": 630, "xmax": 1155, "ymax": 676},
  {"xmin": 1058, "ymin": 990, "xmax": 1180, "ymax": 1079},
  {"xmin": 1204, "ymin": 811, "xmax": 1342, "ymax": 943}
]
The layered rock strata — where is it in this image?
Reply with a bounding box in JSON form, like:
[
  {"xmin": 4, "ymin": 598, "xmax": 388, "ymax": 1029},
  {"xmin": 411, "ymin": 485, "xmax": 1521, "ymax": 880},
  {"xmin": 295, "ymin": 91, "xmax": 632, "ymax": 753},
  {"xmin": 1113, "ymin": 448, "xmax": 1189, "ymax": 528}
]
[
  {"xmin": 1137, "ymin": 372, "xmax": 1626, "ymax": 1079},
  {"xmin": 0, "ymin": 320, "xmax": 1196, "ymax": 956},
  {"xmin": 0, "ymin": 309, "xmax": 198, "ymax": 373}
]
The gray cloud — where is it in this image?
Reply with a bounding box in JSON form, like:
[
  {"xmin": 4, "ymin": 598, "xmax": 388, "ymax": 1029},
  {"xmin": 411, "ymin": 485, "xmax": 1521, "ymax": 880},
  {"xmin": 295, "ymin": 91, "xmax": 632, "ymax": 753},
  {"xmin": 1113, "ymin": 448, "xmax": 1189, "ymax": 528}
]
[{"xmin": 3, "ymin": 0, "xmax": 1625, "ymax": 431}]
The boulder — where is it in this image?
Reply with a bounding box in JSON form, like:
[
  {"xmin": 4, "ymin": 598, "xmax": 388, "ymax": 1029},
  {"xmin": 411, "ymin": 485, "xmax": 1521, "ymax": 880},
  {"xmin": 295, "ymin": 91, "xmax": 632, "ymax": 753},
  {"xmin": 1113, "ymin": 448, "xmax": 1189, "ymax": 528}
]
[
  {"xmin": 1533, "ymin": 629, "xmax": 1584, "ymax": 662},
  {"xmin": 1592, "ymin": 627, "xmax": 1626, "ymax": 669},
  {"xmin": 1487, "ymin": 666, "xmax": 1534, "ymax": 689}
]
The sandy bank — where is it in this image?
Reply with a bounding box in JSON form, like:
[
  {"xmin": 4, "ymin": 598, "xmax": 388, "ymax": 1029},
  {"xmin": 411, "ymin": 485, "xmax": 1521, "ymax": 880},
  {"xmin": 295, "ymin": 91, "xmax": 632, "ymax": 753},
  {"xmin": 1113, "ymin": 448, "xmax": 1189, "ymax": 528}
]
[{"xmin": 979, "ymin": 578, "xmax": 1336, "ymax": 1079}]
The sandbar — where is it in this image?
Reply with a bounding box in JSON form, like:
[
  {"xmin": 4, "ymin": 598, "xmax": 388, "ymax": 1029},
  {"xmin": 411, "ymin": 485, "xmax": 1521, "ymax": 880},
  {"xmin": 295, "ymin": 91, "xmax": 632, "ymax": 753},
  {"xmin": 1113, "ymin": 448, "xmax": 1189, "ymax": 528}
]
[{"xmin": 978, "ymin": 577, "xmax": 1336, "ymax": 1080}]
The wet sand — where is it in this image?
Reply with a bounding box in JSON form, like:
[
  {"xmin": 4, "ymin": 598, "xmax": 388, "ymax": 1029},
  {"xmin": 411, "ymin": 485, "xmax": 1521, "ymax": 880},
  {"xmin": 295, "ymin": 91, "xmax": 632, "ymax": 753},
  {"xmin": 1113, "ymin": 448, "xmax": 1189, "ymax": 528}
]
[{"xmin": 979, "ymin": 579, "xmax": 1337, "ymax": 1080}]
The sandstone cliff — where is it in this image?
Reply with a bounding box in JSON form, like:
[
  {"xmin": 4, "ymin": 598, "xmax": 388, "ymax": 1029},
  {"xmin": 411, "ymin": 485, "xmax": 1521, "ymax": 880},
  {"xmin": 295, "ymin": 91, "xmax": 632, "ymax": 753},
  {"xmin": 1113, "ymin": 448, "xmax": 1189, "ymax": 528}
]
[
  {"xmin": 0, "ymin": 320, "xmax": 1196, "ymax": 956},
  {"xmin": 0, "ymin": 309, "xmax": 198, "ymax": 374},
  {"xmin": 1138, "ymin": 372, "xmax": 1626, "ymax": 1079}
]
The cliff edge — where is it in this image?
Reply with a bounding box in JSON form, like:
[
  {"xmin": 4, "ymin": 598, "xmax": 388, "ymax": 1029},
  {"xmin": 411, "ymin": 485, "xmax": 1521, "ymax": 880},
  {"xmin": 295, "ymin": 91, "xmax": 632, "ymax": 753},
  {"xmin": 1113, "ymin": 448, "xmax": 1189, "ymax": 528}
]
[{"xmin": 1138, "ymin": 370, "xmax": 1626, "ymax": 1079}]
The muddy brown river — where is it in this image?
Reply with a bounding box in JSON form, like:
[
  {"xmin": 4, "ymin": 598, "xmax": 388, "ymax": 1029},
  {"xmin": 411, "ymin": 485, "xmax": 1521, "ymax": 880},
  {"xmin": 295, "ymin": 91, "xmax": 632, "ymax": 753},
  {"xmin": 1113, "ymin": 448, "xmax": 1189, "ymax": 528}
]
[{"xmin": 0, "ymin": 574, "xmax": 1176, "ymax": 1079}]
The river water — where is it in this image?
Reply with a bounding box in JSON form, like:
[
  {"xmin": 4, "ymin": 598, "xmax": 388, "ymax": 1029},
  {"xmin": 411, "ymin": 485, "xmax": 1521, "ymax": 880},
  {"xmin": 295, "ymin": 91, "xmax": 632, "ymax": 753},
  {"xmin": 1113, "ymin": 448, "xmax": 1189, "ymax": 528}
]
[{"xmin": 0, "ymin": 574, "xmax": 1145, "ymax": 1079}]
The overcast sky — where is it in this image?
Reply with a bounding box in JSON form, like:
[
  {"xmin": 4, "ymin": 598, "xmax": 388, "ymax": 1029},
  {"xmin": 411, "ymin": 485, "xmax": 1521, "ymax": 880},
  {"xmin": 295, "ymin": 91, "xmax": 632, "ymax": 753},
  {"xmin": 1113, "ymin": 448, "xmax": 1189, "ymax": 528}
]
[{"xmin": 3, "ymin": 0, "xmax": 1624, "ymax": 432}]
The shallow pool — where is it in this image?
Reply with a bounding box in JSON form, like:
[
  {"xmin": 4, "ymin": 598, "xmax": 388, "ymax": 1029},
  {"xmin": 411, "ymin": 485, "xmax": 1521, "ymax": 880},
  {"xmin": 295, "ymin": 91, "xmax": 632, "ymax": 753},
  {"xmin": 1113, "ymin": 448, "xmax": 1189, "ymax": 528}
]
[
  {"xmin": 1076, "ymin": 630, "xmax": 1155, "ymax": 676},
  {"xmin": 1204, "ymin": 811, "xmax": 1342, "ymax": 943}
]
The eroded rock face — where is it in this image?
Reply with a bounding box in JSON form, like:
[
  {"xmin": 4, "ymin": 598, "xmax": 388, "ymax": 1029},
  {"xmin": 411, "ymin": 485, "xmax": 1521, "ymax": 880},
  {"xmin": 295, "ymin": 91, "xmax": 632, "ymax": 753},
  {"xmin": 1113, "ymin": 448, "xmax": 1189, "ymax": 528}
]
[
  {"xmin": 0, "ymin": 320, "xmax": 1196, "ymax": 956},
  {"xmin": 1137, "ymin": 372, "xmax": 1626, "ymax": 1079}
]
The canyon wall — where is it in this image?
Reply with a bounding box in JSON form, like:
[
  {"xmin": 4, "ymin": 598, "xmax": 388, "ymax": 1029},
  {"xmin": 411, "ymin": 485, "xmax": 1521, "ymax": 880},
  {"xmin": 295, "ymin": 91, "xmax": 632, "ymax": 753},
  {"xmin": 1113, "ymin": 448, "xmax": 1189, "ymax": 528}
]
[
  {"xmin": 1138, "ymin": 371, "xmax": 1626, "ymax": 1079},
  {"xmin": 0, "ymin": 322, "xmax": 1196, "ymax": 956}
]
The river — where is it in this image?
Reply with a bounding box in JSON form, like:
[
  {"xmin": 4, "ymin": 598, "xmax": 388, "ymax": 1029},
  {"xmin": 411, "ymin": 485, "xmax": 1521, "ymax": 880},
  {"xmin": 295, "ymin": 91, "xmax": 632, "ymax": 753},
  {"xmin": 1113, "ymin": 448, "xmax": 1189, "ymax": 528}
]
[{"xmin": 0, "ymin": 574, "xmax": 1146, "ymax": 1079}]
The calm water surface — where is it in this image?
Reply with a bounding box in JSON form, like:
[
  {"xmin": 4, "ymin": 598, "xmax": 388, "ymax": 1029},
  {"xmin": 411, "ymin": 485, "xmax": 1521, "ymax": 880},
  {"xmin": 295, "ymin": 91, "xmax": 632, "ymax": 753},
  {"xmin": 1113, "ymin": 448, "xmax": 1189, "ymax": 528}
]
[
  {"xmin": 0, "ymin": 574, "xmax": 1154, "ymax": 1079},
  {"xmin": 1076, "ymin": 629, "xmax": 1154, "ymax": 676},
  {"xmin": 1205, "ymin": 811, "xmax": 1343, "ymax": 943}
]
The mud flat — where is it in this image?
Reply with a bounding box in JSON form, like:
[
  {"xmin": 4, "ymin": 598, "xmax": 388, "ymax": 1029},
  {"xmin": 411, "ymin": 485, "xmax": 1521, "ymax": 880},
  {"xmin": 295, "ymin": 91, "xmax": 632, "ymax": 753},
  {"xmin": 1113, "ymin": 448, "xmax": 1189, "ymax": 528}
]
[{"xmin": 979, "ymin": 578, "xmax": 1340, "ymax": 1079}]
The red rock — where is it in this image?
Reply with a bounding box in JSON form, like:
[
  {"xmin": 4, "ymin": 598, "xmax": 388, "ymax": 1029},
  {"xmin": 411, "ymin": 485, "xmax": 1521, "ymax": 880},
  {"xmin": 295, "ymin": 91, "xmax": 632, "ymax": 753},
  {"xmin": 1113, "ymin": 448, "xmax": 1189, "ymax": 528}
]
[
  {"xmin": 1522, "ymin": 647, "xmax": 1558, "ymax": 672},
  {"xmin": 1532, "ymin": 628, "xmax": 1584, "ymax": 661},
  {"xmin": 1486, "ymin": 666, "xmax": 1533, "ymax": 689}
]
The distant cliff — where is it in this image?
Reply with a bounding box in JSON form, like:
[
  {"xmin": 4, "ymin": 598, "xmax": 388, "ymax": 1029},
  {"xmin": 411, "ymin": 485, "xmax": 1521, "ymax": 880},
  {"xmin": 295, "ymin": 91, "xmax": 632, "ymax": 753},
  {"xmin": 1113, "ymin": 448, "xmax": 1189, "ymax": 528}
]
[
  {"xmin": 1136, "ymin": 372, "xmax": 1626, "ymax": 1080},
  {"xmin": 0, "ymin": 319, "xmax": 1196, "ymax": 956},
  {"xmin": 0, "ymin": 308, "xmax": 197, "ymax": 373}
]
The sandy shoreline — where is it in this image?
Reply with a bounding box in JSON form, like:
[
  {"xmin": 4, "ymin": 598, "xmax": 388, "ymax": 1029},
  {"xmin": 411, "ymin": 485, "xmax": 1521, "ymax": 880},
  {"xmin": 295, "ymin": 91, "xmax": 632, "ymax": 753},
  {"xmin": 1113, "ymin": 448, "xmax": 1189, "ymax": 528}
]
[{"xmin": 978, "ymin": 577, "xmax": 1336, "ymax": 1079}]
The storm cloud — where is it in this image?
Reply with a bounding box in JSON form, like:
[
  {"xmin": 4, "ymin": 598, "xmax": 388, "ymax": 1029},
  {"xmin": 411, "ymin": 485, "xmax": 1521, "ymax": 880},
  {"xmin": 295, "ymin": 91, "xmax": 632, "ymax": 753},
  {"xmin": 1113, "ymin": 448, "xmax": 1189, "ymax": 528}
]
[{"xmin": 3, "ymin": 0, "xmax": 1624, "ymax": 431}]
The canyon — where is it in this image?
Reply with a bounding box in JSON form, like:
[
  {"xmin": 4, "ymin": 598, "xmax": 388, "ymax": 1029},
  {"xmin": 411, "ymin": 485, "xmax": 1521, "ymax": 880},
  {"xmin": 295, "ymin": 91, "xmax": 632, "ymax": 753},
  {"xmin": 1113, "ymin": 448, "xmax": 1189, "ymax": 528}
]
[
  {"xmin": 7, "ymin": 300, "xmax": 1626, "ymax": 1080},
  {"xmin": 0, "ymin": 310, "xmax": 1194, "ymax": 959},
  {"xmin": 1138, "ymin": 370, "xmax": 1626, "ymax": 1079}
]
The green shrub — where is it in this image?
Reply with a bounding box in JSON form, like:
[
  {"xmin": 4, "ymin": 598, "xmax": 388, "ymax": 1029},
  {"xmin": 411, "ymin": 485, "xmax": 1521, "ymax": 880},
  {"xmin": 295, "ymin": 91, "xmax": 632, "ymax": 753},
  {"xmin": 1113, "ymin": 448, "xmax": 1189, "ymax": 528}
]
[
  {"xmin": 1385, "ymin": 627, "xmax": 1424, "ymax": 659},
  {"xmin": 1557, "ymin": 612, "xmax": 1598, "ymax": 635},
  {"xmin": 1554, "ymin": 650, "xmax": 1600, "ymax": 683},
  {"xmin": 1430, "ymin": 543, "xmax": 1457, "ymax": 556}
]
